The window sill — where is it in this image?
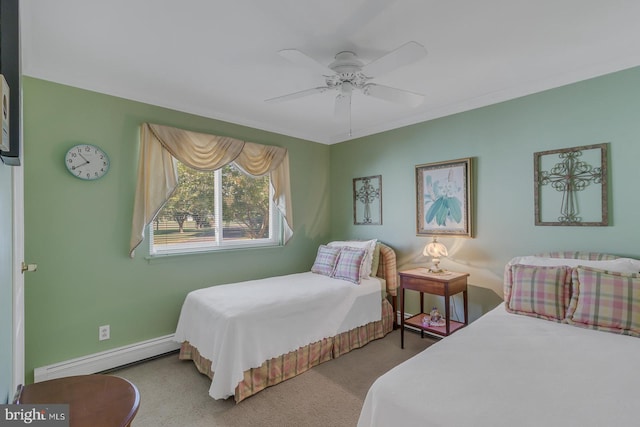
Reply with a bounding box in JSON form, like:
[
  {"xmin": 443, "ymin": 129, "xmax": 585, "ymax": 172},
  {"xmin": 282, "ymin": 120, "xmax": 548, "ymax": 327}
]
[{"xmin": 144, "ymin": 241, "xmax": 283, "ymax": 263}]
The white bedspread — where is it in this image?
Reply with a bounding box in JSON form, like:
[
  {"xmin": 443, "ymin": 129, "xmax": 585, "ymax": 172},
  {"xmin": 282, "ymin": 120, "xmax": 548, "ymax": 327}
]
[
  {"xmin": 359, "ymin": 303, "xmax": 640, "ymax": 427},
  {"xmin": 174, "ymin": 272, "xmax": 383, "ymax": 399}
]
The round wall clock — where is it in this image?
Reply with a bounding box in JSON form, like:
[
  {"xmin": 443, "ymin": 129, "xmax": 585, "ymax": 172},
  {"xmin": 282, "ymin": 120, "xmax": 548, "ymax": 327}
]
[{"xmin": 64, "ymin": 144, "xmax": 110, "ymax": 180}]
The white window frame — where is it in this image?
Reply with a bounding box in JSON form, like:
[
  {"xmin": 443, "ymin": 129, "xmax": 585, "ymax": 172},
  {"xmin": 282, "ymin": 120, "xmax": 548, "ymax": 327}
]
[{"xmin": 148, "ymin": 168, "xmax": 281, "ymax": 257}]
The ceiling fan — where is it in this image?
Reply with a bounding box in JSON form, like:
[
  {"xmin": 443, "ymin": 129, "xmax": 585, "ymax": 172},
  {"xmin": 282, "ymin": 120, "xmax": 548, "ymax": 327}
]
[{"xmin": 266, "ymin": 41, "xmax": 428, "ymax": 127}]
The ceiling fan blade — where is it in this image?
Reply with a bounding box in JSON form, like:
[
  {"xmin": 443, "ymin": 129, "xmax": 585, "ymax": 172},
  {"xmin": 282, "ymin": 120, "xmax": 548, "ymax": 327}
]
[
  {"xmin": 361, "ymin": 41, "xmax": 427, "ymax": 77},
  {"xmin": 363, "ymin": 83, "xmax": 424, "ymax": 107},
  {"xmin": 265, "ymin": 86, "xmax": 329, "ymax": 103},
  {"xmin": 278, "ymin": 49, "xmax": 335, "ymax": 76}
]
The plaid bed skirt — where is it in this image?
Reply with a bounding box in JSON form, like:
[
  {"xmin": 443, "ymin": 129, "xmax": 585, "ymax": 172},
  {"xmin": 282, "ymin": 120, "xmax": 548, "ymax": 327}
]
[{"xmin": 179, "ymin": 298, "xmax": 395, "ymax": 402}]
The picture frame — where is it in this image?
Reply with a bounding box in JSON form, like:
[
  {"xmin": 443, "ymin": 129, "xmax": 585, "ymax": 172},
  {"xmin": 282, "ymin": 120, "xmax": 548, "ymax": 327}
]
[
  {"xmin": 353, "ymin": 175, "xmax": 382, "ymax": 225},
  {"xmin": 534, "ymin": 143, "xmax": 608, "ymax": 226},
  {"xmin": 416, "ymin": 158, "xmax": 472, "ymax": 237}
]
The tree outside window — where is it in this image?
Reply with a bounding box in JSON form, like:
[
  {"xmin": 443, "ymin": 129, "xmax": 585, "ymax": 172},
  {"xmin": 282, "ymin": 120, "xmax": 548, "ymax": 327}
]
[{"xmin": 150, "ymin": 162, "xmax": 276, "ymax": 253}]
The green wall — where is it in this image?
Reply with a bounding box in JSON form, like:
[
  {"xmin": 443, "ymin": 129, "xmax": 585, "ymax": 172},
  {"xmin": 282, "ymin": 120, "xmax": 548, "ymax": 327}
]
[
  {"xmin": 20, "ymin": 66, "xmax": 640, "ymax": 383},
  {"xmin": 330, "ymin": 67, "xmax": 640, "ymax": 320},
  {"xmin": 22, "ymin": 77, "xmax": 331, "ymax": 382},
  {"xmin": 0, "ymin": 163, "xmax": 14, "ymax": 403}
]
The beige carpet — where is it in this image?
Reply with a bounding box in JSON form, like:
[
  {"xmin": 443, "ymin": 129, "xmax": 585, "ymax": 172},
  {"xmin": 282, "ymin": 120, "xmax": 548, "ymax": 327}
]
[{"xmin": 112, "ymin": 329, "xmax": 435, "ymax": 427}]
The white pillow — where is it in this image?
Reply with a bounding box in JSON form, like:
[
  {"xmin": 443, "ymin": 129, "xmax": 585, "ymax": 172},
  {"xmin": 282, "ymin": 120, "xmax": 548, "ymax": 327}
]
[
  {"xmin": 508, "ymin": 256, "xmax": 640, "ymax": 274},
  {"xmin": 328, "ymin": 239, "xmax": 377, "ymax": 278}
]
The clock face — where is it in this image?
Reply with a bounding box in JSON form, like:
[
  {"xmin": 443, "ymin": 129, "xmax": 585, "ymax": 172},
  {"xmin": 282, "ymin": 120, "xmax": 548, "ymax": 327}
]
[{"xmin": 65, "ymin": 144, "xmax": 110, "ymax": 180}]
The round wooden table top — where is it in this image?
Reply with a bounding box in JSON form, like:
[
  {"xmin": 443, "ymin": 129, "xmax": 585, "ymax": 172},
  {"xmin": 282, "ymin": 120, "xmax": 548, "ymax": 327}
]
[{"xmin": 16, "ymin": 374, "xmax": 140, "ymax": 427}]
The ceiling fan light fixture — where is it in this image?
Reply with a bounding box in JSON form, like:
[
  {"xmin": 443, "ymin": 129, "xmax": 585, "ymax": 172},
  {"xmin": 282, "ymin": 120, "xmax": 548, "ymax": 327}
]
[{"xmin": 340, "ymin": 81, "xmax": 353, "ymax": 95}]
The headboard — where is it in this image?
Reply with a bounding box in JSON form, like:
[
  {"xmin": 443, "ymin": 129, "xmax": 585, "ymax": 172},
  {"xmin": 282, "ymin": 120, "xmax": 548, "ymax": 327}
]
[
  {"xmin": 535, "ymin": 251, "xmax": 618, "ymax": 260},
  {"xmin": 376, "ymin": 243, "xmax": 398, "ymax": 296},
  {"xmin": 375, "ymin": 243, "xmax": 398, "ymax": 323}
]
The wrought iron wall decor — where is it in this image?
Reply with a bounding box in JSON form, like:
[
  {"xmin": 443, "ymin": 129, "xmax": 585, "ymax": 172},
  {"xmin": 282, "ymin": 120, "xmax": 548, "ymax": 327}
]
[
  {"xmin": 353, "ymin": 175, "xmax": 382, "ymax": 225},
  {"xmin": 416, "ymin": 158, "xmax": 473, "ymax": 237},
  {"xmin": 534, "ymin": 143, "xmax": 608, "ymax": 226}
]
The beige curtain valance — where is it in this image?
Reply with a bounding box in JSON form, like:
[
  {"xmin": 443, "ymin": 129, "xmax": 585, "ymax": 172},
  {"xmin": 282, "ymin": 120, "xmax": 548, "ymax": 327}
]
[{"xmin": 129, "ymin": 123, "xmax": 293, "ymax": 257}]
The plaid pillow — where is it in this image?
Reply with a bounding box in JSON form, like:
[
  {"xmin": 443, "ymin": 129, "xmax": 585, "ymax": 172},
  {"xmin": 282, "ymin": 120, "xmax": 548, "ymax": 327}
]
[
  {"xmin": 332, "ymin": 247, "xmax": 367, "ymax": 284},
  {"xmin": 311, "ymin": 245, "xmax": 342, "ymax": 276},
  {"xmin": 566, "ymin": 266, "xmax": 640, "ymax": 336},
  {"xmin": 328, "ymin": 239, "xmax": 377, "ymax": 278},
  {"xmin": 504, "ymin": 264, "xmax": 571, "ymax": 322}
]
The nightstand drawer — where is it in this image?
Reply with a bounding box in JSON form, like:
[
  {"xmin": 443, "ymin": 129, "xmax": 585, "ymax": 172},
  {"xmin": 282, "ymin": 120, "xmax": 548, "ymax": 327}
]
[{"xmin": 401, "ymin": 276, "xmax": 445, "ymax": 295}]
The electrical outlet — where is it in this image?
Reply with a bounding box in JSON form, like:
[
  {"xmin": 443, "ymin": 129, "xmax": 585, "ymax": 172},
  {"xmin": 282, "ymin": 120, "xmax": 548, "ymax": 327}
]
[{"xmin": 99, "ymin": 325, "xmax": 110, "ymax": 341}]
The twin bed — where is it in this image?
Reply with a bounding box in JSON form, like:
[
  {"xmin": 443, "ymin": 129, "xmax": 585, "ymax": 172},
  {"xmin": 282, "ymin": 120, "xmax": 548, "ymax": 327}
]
[
  {"xmin": 174, "ymin": 240, "xmax": 397, "ymax": 402},
  {"xmin": 358, "ymin": 251, "xmax": 640, "ymax": 426}
]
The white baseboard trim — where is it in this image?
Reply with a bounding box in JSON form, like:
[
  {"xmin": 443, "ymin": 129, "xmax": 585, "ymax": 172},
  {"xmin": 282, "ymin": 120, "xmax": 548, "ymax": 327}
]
[{"xmin": 34, "ymin": 334, "xmax": 181, "ymax": 383}]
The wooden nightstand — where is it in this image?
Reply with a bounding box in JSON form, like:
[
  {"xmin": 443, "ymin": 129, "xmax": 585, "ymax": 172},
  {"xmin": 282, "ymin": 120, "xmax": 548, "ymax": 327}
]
[
  {"xmin": 399, "ymin": 268, "xmax": 469, "ymax": 348},
  {"xmin": 15, "ymin": 375, "xmax": 140, "ymax": 427}
]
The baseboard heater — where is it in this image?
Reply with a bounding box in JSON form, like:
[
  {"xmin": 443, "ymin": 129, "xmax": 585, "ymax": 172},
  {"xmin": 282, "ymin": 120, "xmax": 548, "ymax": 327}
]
[
  {"xmin": 34, "ymin": 334, "xmax": 181, "ymax": 383},
  {"xmin": 34, "ymin": 313, "xmax": 434, "ymax": 382}
]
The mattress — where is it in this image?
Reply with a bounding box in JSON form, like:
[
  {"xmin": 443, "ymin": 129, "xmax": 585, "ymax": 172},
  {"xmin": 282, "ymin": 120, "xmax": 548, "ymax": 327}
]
[
  {"xmin": 174, "ymin": 271, "xmax": 384, "ymax": 399},
  {"xmin": 358, "ymin": 302, "xmax": 640, "ymax": 427}
]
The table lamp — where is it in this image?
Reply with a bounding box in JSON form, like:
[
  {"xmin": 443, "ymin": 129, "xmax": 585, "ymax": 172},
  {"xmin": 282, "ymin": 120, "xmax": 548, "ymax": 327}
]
[{"xmin": 423, "ymin": 237, "xmax": 448, "ymax": 273}]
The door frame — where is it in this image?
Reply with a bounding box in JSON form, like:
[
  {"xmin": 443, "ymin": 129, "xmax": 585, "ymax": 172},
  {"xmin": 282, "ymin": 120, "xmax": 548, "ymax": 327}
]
[{"xmin": 12, "ymin": 157, "xmax": 24, "ymax": 391}]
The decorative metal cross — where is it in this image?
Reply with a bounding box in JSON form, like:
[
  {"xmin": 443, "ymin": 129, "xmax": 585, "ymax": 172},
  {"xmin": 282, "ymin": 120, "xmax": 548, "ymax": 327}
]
[
  {"xmin": 355, "ymin": 177, "xmax": 380, "ymax": 224},
  {"xmin": 538, "ymin": 149, "xmax": 602, "ymax": 223}
]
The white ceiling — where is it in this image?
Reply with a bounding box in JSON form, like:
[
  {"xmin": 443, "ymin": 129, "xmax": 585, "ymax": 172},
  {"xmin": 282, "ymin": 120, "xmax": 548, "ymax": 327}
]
[{"xmin": 20, "ymin": 0, "xmax": 640, "ymax": 144}]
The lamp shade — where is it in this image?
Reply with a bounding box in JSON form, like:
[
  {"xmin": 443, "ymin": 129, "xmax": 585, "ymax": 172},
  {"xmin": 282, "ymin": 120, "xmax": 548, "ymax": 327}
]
[{"xmin": 423, "ymin": 238, "xmax": 448, "ymax": 258}]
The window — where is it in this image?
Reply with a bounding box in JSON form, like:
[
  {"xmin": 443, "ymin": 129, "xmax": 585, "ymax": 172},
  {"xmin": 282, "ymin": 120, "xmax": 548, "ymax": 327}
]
[
  {"xmin": 130, "ymin": 123, "xmax": 293, "ymax": 258},
  {"xmin": 149, "ymin": 162, "xmax": 280, "ymax": 255}
]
